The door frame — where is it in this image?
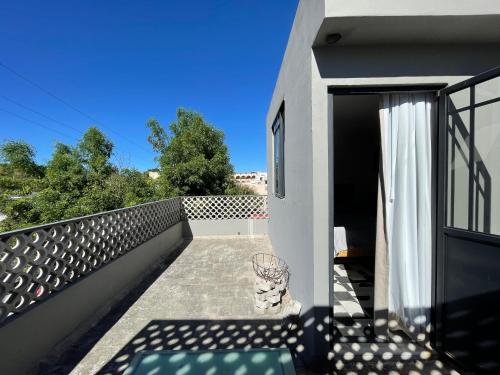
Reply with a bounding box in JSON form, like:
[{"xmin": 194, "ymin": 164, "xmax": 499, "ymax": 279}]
[
  {"xmin": 328, "ymin": 84, "xmax": 445, "ymax": 343},
  {"xmin": 435, "ymin": 66, "xmax": 500, "ymax": 355}
]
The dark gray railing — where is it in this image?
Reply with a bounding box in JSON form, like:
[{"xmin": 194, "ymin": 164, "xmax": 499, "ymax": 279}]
[{"xmin": 0, "ymin": 197, "xmax": 183, "ymax": 323}]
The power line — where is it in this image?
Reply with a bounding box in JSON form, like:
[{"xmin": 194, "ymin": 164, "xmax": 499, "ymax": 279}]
[
  {"xmin": 0, "ymin": 94, "xmax": 85, "ymax": 136},
  {"xmin": 0, "ymin": 61, "xmax": 152, "ymax": 153},
  {"xmin": 0, "ymin": 107, "xmax": 78, "ymax": 142},
  {"xmin": 0, "ymin": 94, "xmax": 155, "ymax": 165},
  {"xmin": 0, "ymin": 107, "xmax": 156, "ymax": 169}
]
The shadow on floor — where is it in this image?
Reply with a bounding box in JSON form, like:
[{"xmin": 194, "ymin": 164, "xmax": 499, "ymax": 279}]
[
  {"xmin": 95, "ymin": 318, "xmax": 302, "ymax": 374},
  {"xmin": 334, "ymin": 259, "xmax": 375, "ymax": 343},
  {"xmin": 37, "ymin": 239, "xmax": 192, "ymax": 375},
  {"xmin": 37, "ymin": 241, "xmax": 497, "ymax": 375}
]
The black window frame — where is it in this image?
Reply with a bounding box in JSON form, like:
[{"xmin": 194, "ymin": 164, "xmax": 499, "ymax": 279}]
[{"xmin": 272, "ymin": 103, "xmax": 285, "ymax": 198}]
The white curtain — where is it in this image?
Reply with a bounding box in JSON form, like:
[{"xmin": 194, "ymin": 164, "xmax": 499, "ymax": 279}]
[{"xmin": 379, "ymin": 93, "xmax": 433, "ymax": 343}]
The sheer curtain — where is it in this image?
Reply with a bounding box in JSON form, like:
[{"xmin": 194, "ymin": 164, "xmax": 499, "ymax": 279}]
[{"xmin": 378, "ymin": 93, "xmax": 433, "ymax": 343}]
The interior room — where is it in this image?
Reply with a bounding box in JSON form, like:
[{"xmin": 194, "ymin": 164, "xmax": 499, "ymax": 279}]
[{"xmin": 333, "ymin": 94, "xmax": 381, "ymax": 340}]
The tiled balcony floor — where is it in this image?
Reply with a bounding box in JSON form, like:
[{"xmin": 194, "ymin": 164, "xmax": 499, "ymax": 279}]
[
  {"xmin": 40, "ymin": 236, "xmax": 292, "ymax": 375},
  {"xmin": 38, "ymin": 236, "xmax": 463, "ymax": 375}
]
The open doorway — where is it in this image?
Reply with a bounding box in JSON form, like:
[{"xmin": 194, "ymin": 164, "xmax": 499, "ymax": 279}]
[
  {"xmin": 333, "ymin": 94, "xmax": 380, "ymax": 341},
  {"xmin": 332, "ymin": 90, "xmax": 437, "ymax": 346}
]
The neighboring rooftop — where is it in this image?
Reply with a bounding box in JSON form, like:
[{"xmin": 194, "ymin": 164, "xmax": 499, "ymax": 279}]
[{"xmin": 234, "ymin": 172, "xmax": 268, "ymax": 195}]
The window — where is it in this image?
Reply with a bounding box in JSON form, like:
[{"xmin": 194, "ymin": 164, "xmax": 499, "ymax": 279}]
[
  {"xmin": 272, "ymin": 104, "xmax": 285, "ymax": 198},
  {"xmin": 446, "ymin": 76, "xmax": 500, "ymax": 235}
]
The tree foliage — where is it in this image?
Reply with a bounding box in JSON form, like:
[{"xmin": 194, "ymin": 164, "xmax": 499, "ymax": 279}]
[
  {"xmin": 147, "ymin": 108, "xmax": 247, "ymax": 196},
  {"xmin": 0, "ymin": 141, "xmax": 44, "ymax": 198},
  {"xmin": 224, "ymin": 183, "xmax": 256, "ymax": 196},
  {"xmin": 45, "ymin": 143, "xmax": 86, "ymax": 193},
  {"xmin": 0, "ymin": 128, "xmax": 155, "ymax": 232},
  {"xmin": 1, "ymin": 110, "xmax": 251, "ymax": 232},
  {"xmin": 77, "ymin": 126, "xmax": 114, "ymax": 184},
  {"xmin": 0, "ymin": 140, "xmax": 41, "ymax": 177},
  {"xmin": 146, "ymin": 118, "xmax": 168, "ymax": 155}
]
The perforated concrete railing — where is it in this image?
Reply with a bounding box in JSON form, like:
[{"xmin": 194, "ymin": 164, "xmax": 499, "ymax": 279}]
[
  {"xmin": 181, "ymin": 195, "xmax": 268, "ymax": 220},
  {"xmin": 0, "ymin": 195, "xmax": 268, "ymax": 323},
  {"xmin": 0, "ymin": 197, "xmax": 182, "ymax": 323}
]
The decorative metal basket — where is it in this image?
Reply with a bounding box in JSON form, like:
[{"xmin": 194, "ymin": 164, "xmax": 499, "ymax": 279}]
[{"xmin": 252, "ymin": 253, "xmax": 289, "ymax": 285}]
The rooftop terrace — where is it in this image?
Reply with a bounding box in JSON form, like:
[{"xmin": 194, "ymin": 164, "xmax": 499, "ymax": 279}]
[
  {"xmin": 41, "ymin": 236, "xmax": 295, "ymax": 374},
  {"xmin": 0, "ymin": 195, "xmax": 462, "ymax": 374}
]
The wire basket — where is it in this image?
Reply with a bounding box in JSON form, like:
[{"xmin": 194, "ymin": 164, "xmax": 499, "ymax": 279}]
[{"xmin": 252, "ymin": 253, "xmax": 289, "ymax": 285}]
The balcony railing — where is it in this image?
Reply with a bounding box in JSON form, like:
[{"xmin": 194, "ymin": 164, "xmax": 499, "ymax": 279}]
[
  {"xmin": 0, "ymin": 195, "xmax": 268, "ymax": 324},
  {"xmin": 0, "ymin": 197, "xmax": 182, "ymax": 323},
  {"xmin": 182, "ymin": 195, "xmax": 268, "ymax": 220}
]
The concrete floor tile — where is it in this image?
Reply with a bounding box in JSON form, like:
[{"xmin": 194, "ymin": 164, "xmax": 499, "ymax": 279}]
[{"xmin": 58, "ymin": 237, "xmax": 284, "ymax": 375}]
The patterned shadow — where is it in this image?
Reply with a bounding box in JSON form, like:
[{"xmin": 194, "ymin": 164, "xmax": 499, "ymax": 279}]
[{"xmin": 97, "ymin": 319, "xmax": 302, "ymax": 375}]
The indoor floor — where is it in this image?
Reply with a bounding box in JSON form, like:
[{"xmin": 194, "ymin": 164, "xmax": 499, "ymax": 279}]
[{"xmin": 333, "ymin": 259, "xmax": 375, "ymax": 342}]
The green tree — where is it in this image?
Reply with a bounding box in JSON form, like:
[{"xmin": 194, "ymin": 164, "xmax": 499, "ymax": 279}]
[
  {"xmin": 106, "ymin": 169, "xmax": 156, "ymax": 207},
  {"xmin": 147, "ymin": 109, "xmax": 236, "ymax": 196},
  {"xmin": 224, "ymin": 183, "xmax": 256, "ymax": 196},
  {"xmin": 1, "ymin": 111, "xmax": 252, "ymax": 233},
  {"xmin": 0, "ymin": 141, "xmax": 46, "ymax": 231},
  {"xmin": 30, "ymin": 143, "xmax": 87, "ymax": 222},
  {"xmin": 0, "ymin": 140, "xmax": 41, "ymax": 177},
  {"xmin": 45, "ymin": 143, "xmax": 86, "ymax": 193},
  {"xmin": 120, "ymin": 169, "xmax": 156, "ymax": 206},
  {"xmin": 66, "ymin": 185, "xmax": 123, "ymax": 217},
  {"xmin": 69, "ymin": 128, "xmax": 117, "ymax": 216},
  {"xmin": 77, "ymin": 127, "xmax": 114, "ymax": 184},
  {"xmin": 0, "ymin": 128, "xmax": 150, "ymax": 232},
  {"xmin": 146, "ymin": 118, "xmax": 167, "ymax": 155},
  {"xmin": 0, "ymin": 140, "xmax": 44, "ymax": 196},
  {"xmin": 0, "ymin": 197, "xmax": 40, "ymax": 232}
]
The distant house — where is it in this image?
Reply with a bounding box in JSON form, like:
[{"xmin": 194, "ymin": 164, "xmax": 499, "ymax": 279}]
[
  {"xmin": 147, "ymin": 171, "xmax": 160, "ymax": 180},
  {"xmin": 234, "ymin": 172, "xmax": 267, "ymax": 195},
  {"xmin": 266, "ymin": 0, "xmax": 500, "ymax": 371}
]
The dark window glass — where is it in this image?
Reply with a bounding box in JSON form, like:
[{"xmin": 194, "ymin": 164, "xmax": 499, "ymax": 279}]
[{"xmin": 272, "ymin": 105, "xmax": 285, "ymax": 198}]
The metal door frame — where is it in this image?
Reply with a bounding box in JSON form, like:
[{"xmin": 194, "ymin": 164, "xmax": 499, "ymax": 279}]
[{"xmin": 436, "ymin": 66, "xmax": 500, "ymax": 355}]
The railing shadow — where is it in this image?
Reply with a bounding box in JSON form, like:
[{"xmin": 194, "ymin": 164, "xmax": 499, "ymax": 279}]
[
  {"xmin": 37, "ymin": 280, "xmax": 499, "ymax": 374},
  {"xmin": 96, "ymin": 318, "xmax": 301, "ymax": 375},
  {"xmin": 331, "ymin": 291, "xmax": 500, "ymax": 374},
  {"xmin": 88, "ymin": 290, "xmax": 498, "ymax": 375},
  {"xmin": 39, "ymin": 306, "xmax": 333, "ymax": 374},
  {"xmin": 448, "ymin": 101, "xmax": 492, "ymax": 231},
  {"xmin": 37, "ymin": 239, "xmax": 192, "ymax": 375}
]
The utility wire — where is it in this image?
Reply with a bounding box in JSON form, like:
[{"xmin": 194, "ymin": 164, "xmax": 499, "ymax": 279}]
[
  {"xmin": 0, "ymin": 94, "xmax": 154, "ymax": 165},
  {"xmin": 0, "ymin": 61, "xmax": 152, "ymax": 153},
  {"xmin": 0, "ymin": 94, "xmax": 85, "ymax": 136},
  {"xmin": 0, "ymin": 107, "xmax": 78, "ymax": 142}
]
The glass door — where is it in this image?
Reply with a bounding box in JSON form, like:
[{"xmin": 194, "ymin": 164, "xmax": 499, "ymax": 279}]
[{"xmin": 436, "ymin": 67, "xmax": 500, "ymax": 374}]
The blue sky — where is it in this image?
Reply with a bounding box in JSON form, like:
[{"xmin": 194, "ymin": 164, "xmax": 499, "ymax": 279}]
[{"xmin": 0, "ymin": 0, "xmax": 297, "ymax": 172}]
